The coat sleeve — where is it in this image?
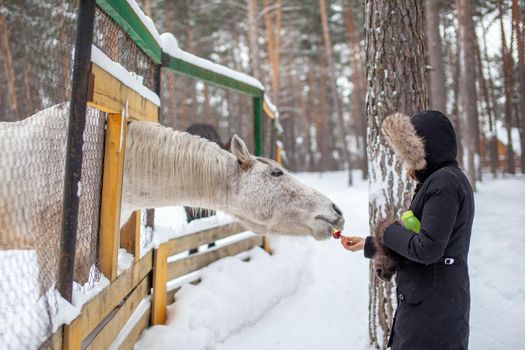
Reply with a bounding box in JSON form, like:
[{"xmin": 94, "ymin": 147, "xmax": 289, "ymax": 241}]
[
  {"xmin": 382, "ymin": 175, "xmax": 460, "ymax": 265},
  {"xmin": 363, "ymin": 236, "xmax": 376, "ymax": 259}
]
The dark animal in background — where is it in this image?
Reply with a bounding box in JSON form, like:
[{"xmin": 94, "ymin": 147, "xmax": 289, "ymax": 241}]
[
  {"xmin": 184, "ymin": 123, "xmax": 226, "ymax": 223},
  {"xmin": 185, "ymin": 123, "xmax": 226, "ymax": 253}
]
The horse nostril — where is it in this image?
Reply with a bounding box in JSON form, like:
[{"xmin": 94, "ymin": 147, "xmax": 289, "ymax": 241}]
[{"xmin": 331, "ymin": 203, "xmax": 342, "ymax": 216}]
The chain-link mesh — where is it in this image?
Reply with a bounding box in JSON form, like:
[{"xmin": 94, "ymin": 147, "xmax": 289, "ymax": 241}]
[
  {"xmin": 93, "ymin": 7, "xmax": 157, "ymax": 92},
  {"xmin": 0, "ymin": 1, "xmax": 78, "ymax": 348},
  {"xmin": 0, "ymin": 102, "xmax": 106, "ymax": 348},
  {"xmin": 160, "ymin": 71, "xmax": 255, "ymax": 153},
  {"xmin": 74, "ymin": 107, "xmax": 105, "ymax": 289}
]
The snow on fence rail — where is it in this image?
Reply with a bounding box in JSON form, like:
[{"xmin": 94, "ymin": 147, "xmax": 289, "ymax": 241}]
[{"xmin": 0, "ymin": 0, "xmax": 281, "ymax": 349}]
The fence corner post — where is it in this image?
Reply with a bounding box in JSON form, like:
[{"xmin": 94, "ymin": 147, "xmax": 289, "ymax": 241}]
[{"xmin": 57, "ymin": 0, "xmax": 96, "ymax": 302}]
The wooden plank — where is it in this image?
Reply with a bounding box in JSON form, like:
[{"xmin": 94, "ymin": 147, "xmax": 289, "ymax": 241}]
[
  {"xmin": 151, "ymin": 244, "xmax": 168, "ymax": 325},
  {"xmin": 117, "ymin": 304, "xmax": 151, "ymax": 350},
  {"xmin": 85, "ymin": 276, "xmax": 150, "ymax": 350},
  {"xmin": 120, "ymin": 210, "xmax": 142, "ymax": 262},
  {"xmin": 99, "ymin": 113, "xmax": 128, "ymax": 282},
  {"xmin": 88, "ymin": 64, "xmax": 159, "ymax": 122},
  {"xmin": 74, "ymin": 251, "xmax": 153, "ymax": 341},
  {"xmin": 167, "ymin": 235, "xmax": 263, "ymax": 281},
  {"xmin": 165, "ymin": 222, "xmax": 245, "ymax": 256},
  {"xmin": 263, "ymin": 99, "xmax": 275, "ymax": 119},
  {"xmin": 62, "ymin": 319, "xmax": 82, "ymax": 350}
]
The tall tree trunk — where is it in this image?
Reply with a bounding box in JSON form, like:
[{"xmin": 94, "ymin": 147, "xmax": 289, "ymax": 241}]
[
  {"xmin": 307, "ymin": 56, "xmax": 317, "ymax": 170},
  {"xmin": 247, "ymin": 0, "xmax": 261, "ymax": 80},
  {"xmin": 319, "ymin": 0, "xmax": 353, "ymax": 184},
  {"xmin": 263, "ymin": 0, "xmax": 282, "ymax": 105},
  {"xmin": 513, "ymin": 0, "xmax": 525, "ymax": 173},
  {"xmin": 343, "ymin": 1, "xmax": 368, "ymax": 179},
  {"xmin": 317, "ymin": 49, "xmax": 337, "ymax": 170},
  {"xmin": 478, "ymin": 26, "xmax": 499, "ymax": 178},
  {"xmin": 144, "ymin": 0, "xmax": 151, "ymax": 16},
  {"xmin": 457, "ymin": 0, "xmax": 480, "ymax": 190},
  {"xmin": 365, "ymin": 1, "xmax": 427, "ymax": 348},
  {"xmin": 0, "ymin": 13, "xmax": 18, "ymax": 119},
  {"xmin": 425, "ymin": 0, "xmax": 447, "ymax": 112},
  {"xmin": 499, "ymin": 0, "xmax": 516, "ymax": 174},
  {"xmin": 449, "ymin": 24, "xmax": 464, "ymax": 166}
]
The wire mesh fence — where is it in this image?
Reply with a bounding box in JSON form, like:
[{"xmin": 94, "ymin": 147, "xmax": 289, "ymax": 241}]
[
  {"xmin": 0, "ymin": 102, "xmax": 106, "ymax": 348},
  {"xmin": 160, "ymin": 70, "xmax": 256, "ymax": 229},
  {"xmin": 1, "ymin": 0, "xmax": 267, "ymax": 347},
  {"xmin": 93, "ymin": 6, "xmax": 158, "ymax": 92},
  {"xmin": 160, "ymin": 71, "xmax": 255, "ymax": 153}
]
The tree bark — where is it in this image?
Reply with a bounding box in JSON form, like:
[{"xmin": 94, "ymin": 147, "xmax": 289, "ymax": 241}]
[
  {"xmin": 319, "ymin": 0, "xmax": 353, "ymax": 184},
  {"xmin": 499, "ymin": 0, "xmax": 516, "ymax": 174},
  {"xmin": 365, "ymin": 0, "xmax": 427, "ymax": 348},
  {"xmin": 456, "ymin": 0, "xmax": 480, "ymax": 189},
  {"xmin": 512, "ymin": 0, "xmax": 525, "ymax": 173},
  {"xmin": 425, "ymin": 0, "xmax": 447, "ymax": 112}
]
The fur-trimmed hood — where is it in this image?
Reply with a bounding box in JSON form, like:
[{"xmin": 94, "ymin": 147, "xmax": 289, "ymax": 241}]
[{"xmin": 381, "ymin": 110, "xmax": 458, "ymax": 182}]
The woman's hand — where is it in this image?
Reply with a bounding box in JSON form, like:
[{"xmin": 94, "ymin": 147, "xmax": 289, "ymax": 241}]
[{"xmin": 341, "ymin": 236, "xmax": 365, "ymax": 252}]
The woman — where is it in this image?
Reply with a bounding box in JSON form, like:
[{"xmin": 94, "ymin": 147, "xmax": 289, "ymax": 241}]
[{"xmin": 344, "ymin": 110, "xmax": 475, "ymax": 350}]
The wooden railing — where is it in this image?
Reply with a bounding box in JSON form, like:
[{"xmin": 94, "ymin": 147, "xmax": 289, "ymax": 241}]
[{"xmin": 58, "ymin": 221, "xmax": 265, "ymax": 349}]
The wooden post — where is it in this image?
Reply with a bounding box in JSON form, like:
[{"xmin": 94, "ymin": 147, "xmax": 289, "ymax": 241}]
[
  {"xmin": 120, "ymin": 210, "xmax": 142, "ymax": 262},
  {"xmin": 262, "ymin": 237, "xmax": 271, "ymax": 254},
  {"xmin": 151, "ymin": 243, "xmax": 168, "ymax": 325},
  {"xmin": 99, "ymin": 113, "xmax": 128, "ymax": 281},
  {"xmin": 62, "ymin": 318, "xmax": 82, "ymax": 350}
]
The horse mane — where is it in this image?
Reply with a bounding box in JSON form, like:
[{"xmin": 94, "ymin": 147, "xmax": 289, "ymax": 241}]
[{"xmin": 123, "ymin": 121, "xmax": 234, "ymax": 211}]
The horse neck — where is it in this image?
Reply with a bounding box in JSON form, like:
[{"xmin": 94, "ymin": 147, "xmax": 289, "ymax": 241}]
[{"xmin": 121, "ymin": 122, "xmax": 236, "ymax": 214}]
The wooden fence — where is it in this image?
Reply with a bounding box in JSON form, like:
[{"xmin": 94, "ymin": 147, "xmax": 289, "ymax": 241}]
[{"xmin": 42, "ymin": 1, "xmax": 281, "ymax": 349}]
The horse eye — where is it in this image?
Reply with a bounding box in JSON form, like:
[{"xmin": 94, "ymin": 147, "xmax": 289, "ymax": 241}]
[{"xmin": 271, "ymin": 168, "xmax": 284, "ymax": 177}]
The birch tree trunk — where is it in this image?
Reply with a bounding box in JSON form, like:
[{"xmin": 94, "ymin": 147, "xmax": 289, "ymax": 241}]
[
  {"xmin": 457, "ymin": 0, "xmax": 480, "ymax": 189},
  {"xmin": 319, "ymin": 0, "xmax": 353, "ymax": 184},
  {"xmin": 425, "ymin": 0, "xmax": 447, "ymax": 112},
  {"xmin": 365, "ymin": 1, "xmax": 427, "ymax": 348}
]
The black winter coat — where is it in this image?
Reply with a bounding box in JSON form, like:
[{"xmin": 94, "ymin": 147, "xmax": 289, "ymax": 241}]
[{"xmin": 365, "ymin": 111, "xmax": 475, "ymax": 350}]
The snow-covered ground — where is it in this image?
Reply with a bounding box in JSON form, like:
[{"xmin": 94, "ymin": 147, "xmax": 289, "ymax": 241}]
[{"xmin": 135, "ymin": 171, "xmax": 525, "ymax": 350}]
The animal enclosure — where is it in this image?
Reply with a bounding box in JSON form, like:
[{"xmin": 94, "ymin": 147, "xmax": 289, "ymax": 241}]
[{"xmin": 0, "ymin": 0, "xmax": 279, "ymax": 349}]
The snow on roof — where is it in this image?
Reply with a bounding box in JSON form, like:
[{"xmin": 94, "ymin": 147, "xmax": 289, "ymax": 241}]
[
  {"xmin": 91, "ymin": 45, "xmax": 160, "ymax": 107},
  {"xmin": 160, "ymin": 32, "xmax": 264, "ymax": 91},
  {"xmin": 126, "ymin": 0, "xmax": 162, "ymax": 47}
]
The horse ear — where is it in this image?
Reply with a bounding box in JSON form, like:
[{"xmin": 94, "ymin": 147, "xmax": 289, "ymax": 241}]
[{"xmin": 231, "ymin": 134, "xmax": 253, "ymax": 169}]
